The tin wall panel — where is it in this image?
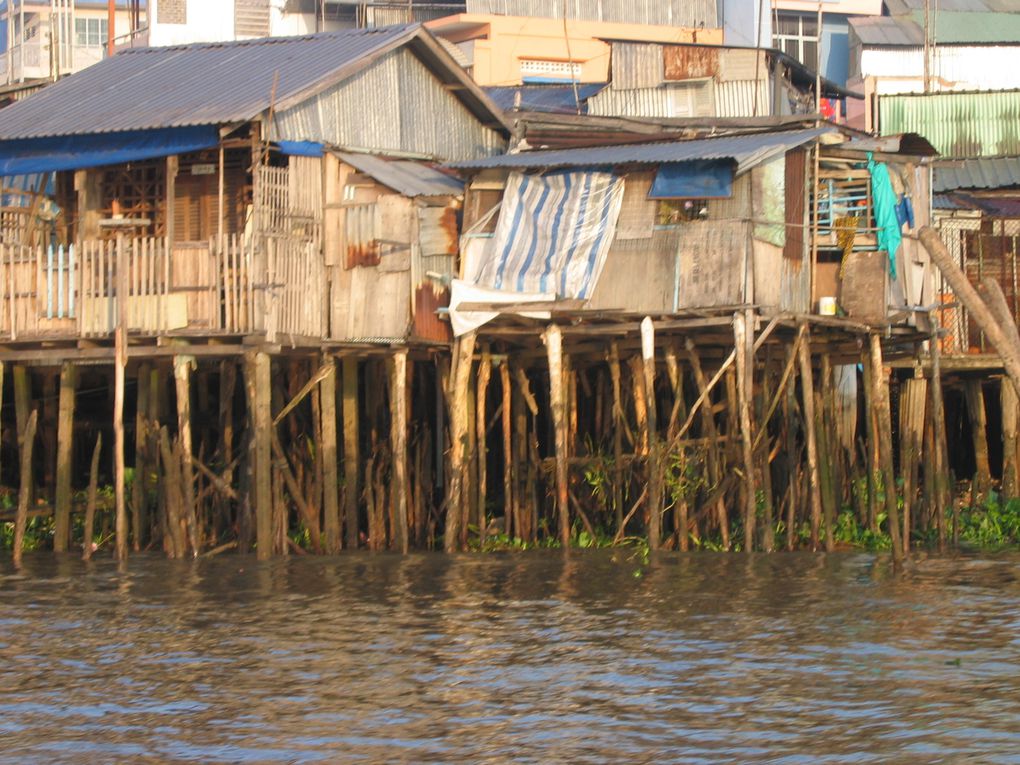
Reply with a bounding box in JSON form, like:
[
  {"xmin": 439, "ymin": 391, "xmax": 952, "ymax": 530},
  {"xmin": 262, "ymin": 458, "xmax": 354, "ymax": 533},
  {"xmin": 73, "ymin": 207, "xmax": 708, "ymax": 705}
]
[{"xmin": 611, "ymin": 43, "xmax": 663, "ymax": 90}]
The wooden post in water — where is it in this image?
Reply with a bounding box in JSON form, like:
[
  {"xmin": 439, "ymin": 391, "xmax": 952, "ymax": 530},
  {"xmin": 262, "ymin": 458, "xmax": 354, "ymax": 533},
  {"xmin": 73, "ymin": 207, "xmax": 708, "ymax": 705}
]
[
  {"xmin": 797, "ymin": 323, "xmax": 823, "ymax": 551},
  {"xmin": 869, "ymin": 333, "xmax": 904, "ymax": 564},
  {"xmin": 13, "ymin": 410, "xmax": 38, "ymax": 567},
  {"xmin": 341, "ymin": 356, "xmax": 360, "ymax": 550},
  {"xmin": 444, "ymin": 332, "xmax": 476, "ymax": 552},
  {"xmin": 899, "ymin": 373, "xmax": 927, "ymax": 553},
  {"xmin": 320, "ymin": 355, "xmax": 340, "ymax": 553},
  {"xmin": 608, "ymin": 342, "xmax": 625, "ymax": 536},
  {"xmin": 686, "ymin": 339, "xmax": 729, "ymax": 550},
  {"xmin": 246, "ymin": 351, "xmax": 273, "ymax": 559},
  {"xmin": 476, "ymin": 347, "xmax": 491, "ymax": 544},
  {"xmin": 733, "ymin": 312, "xmax": 756, "ymax": 552},
  {"xmin": 544, "ymin": 324, "xmax": 571, "ymax": 548},
  {"xmin": 641, "ymin": 317, "xmax": 662, "ymax": 550},
  {"xmin": 389, "ymin": 350, "xmax": 409, "ymax": 554},
  {"xmin": 174, "ymin": 354, "xmax": 198, "ymax": 555},
  {"xmin": 964, "ymin": 379, "xmax": 991, "ymax": 498},
  {"xmin": 1002, "ymin": 378, "xmax": 1020, "ymax": 499},
  {"xmin": 133, "ymin": 363, "xmax": 151, "ymax": 550},
  {"xmin": 928, "ymin": 329, "xmax": 949, "ymax": 548},
  {"xmin": 54, "ymin": 362, "xmax": 77, "ymax": 553},
  {"xmin": 13, "ymin": 364, "xmax": 30, "ymax": 485},
  {"xmin": 82, "ymin": 433, "xmax": 102, "ymax": 561},
  {"xmin": 500, "ymin": 360, "xmax": 513, "ymax": 537}
]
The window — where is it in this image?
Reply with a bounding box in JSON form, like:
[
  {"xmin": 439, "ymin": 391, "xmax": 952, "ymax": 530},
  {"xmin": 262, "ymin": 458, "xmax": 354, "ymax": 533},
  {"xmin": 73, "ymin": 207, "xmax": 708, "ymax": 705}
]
[
  {"xmin": 520, "ymin": 59, "xmax": 581, "ymax": 82},
  {"xmin": 75, "ymin": 18, "xmax": 108, "ymax": 47},
  {"xmin": 773, "ymin": 13, "xmax": 819, "ymax": 68}
]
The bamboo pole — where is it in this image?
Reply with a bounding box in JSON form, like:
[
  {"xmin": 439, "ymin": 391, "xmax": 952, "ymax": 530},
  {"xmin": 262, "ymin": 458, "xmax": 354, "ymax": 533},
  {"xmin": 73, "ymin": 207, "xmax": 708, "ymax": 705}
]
[
  {"xmin": 544, "ymin": 324, "xmax": 571, "ymax": 548},
  {"xmin": 13, "ymin": 410, "xmax": 37, "ymax": 567},
  {"xmin": 53, "ymin": 362, "xmax": 77, "ymax": 553}
]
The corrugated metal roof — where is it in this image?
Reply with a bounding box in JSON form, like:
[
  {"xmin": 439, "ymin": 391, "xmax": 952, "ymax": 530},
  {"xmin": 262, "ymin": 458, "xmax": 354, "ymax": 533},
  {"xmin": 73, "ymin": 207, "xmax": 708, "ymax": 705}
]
[
  {"xmin": 850, "ymin": 16, "xmax": 925, "ymax": 47},
  {"xmin": 448, "ymin": 127, "xmax": 834, "ymax": 173},
  {"xmin": 484, "ymin": 84, "xmax": 605, "ymax": 114},
  {"xmin": 886, "ymin": 0, "xmax": 1020, "ymax": 13},
  {"xmin": 933, "ymin": 157, "xmax": 1020, "ymax": 191},
  {"xmin": 0, "ymin": 25, "xmax": 448, "ymax": 139},
  {"xmin": 880, "ymin": 90, "xmax": 1020, "ymax": 157},
  {"xmin": 465, "ymin": 0, "xmax": 717, "ymax": 27},
  {"xmin": 337, "ymin": 152, "xmax": 464, "ymax": 196}
]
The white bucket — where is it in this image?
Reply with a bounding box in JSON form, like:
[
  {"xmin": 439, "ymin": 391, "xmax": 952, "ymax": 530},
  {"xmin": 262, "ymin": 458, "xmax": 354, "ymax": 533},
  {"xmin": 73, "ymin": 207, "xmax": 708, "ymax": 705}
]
[{"xmin": 819, "ymin": 296, "xmax": 838, "ymax": 316}]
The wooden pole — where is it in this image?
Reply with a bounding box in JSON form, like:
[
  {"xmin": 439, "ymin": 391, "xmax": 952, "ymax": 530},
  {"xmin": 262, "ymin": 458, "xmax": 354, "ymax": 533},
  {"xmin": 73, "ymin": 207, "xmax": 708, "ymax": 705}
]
[
  {"xmin": 544, "ymin": 324, "xmax": 571, "ymax": 548},
  {"xmin": 686, "ymin": 340, "xmax": 729, "ymax": 550},
  {"xmin": 797, "ymin": 323, "xmax": 823, "ymax": 551},
  {"xmin": 500, "ymin": 360, "xmax": 513, "ymax": 536},
  {"xmin": 341, "ymin": 356, "xmax": 360, "ymax": 550},
  {"xmin": 174, "ymin": 354, "xmax": 198, "ymax": 556},
  {"xmin": 320, "ymin": 355, "xmax": 340, "ymax": 553},
  {"xmin": 928, "ymin": 328, "xmax": 949, "ymax": 548},
  {"xmin": 12, "ymin": 410, "xmax": 38, "ymax": 566},
  {"xmin": 641, "ymin": 317, "xmax": 662, "ymax": 550},
  {"xmin": 733, "ymin": 311, "xmax": 757, "ymax": 552},
  {"xmin": 476, "ymin": 347, "xmax": 491, "ymax": 543},
  {"xmin": 818, "ymin": 353, "xmax": 836, "ymax": 552},
  {"xmin": 82, "ymin": 433, "xmax": 102, "ymax": 561},
  {"xmin": 13, "ymin": 364, "xmax": 30, "ymax": 486},
  {"xmin": 1002, "ymin": 378, "xmax": 1019, "ymax": 498},
  {"xmin": 445, "ymin": 332, "xmax": 476, "ymax": 552},
  {"xmin": 869, "ymin": 333, "xmax": 904, "ymax": 564},
  {"xmin": 53, "ymin": 362, "xmax": 77, "ymax": 553},
  {"xmin": 133, "ymin": 362, "xmax": 151, "ymax": 551},
  {"xmin": 389, "ymin": 350, "xmax": 409, "ymax": 554},
  {"xmin": 608, "ymin": 342, "xmax": 625, "ymax": 536},
  {"xmin": 964, "ymin": 379, "xmax": 991, "ymax": 498},
  {"xmin": 246, "ymin": 351, "xmax": 273, "ymax": 559}
]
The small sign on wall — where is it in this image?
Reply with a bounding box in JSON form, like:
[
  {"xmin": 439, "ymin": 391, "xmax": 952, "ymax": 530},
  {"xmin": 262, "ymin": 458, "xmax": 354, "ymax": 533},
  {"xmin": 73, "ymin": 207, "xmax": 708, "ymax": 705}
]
[{"xmin": 191, "ymin": 164, "xmax": 216, "ymax": 176}]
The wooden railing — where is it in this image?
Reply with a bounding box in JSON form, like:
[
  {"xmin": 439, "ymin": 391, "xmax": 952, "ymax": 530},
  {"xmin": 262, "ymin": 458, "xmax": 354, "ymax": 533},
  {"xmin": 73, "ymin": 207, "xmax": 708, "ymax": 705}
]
[{"xmin": 0, "ymin": 233, "xmax": 324, "ymax": 342}]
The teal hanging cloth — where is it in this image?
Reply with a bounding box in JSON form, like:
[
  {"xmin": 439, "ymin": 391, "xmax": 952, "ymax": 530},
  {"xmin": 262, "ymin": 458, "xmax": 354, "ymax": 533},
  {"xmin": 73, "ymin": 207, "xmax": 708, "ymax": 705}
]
[{"xmin": 867, "ymin": 152, "xmax": 901, "ymax": 280}]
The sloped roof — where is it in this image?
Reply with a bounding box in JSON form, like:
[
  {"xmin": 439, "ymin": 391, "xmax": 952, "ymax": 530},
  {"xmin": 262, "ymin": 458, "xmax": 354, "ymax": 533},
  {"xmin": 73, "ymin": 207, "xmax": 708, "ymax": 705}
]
[
  {"xmin": 850, "ymin": 16, "xmax": 925, "ymax": 46},
  {"xmin": 933, "ymin": 157, "xmax": 1020, "ymax": 191},
  {"xmin": 484, "ymin": 84, "xmax": 606, "ymax": 114},
  {"xmin": 0, "ymin": 24, "xmax": 507, "ymax": 140},
  {"xmin": 851, "ymin": 10, "xmax": 1020, "ymax": 46},
  {"xmin": 448, "ymin": 126, "xmax": 835, "ymax": 174},
  {"xmin": 336, "ymin": 152, "xmax": 464, "ymax": 196}
]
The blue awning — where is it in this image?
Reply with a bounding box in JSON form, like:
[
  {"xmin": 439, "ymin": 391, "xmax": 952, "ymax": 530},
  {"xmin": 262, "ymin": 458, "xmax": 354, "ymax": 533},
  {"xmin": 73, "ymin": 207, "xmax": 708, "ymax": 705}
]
[
  {"xmin": 0, "ymin": 126, "xmax": 221, "ymax": 176},
  {"xmin": 649, "ymin": 160, "xmax": 735, "ymax": 199},
  {"xmin": 277, "ymin": 140, "xmax": 324, "ymax": 158}
]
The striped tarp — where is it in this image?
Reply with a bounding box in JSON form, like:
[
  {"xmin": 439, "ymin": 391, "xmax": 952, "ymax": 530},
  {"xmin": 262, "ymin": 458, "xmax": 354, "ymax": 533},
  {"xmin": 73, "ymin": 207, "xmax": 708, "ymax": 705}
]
[{"xmin": 475, "ymin": 170, "xmax": 624, "ymax": 299}]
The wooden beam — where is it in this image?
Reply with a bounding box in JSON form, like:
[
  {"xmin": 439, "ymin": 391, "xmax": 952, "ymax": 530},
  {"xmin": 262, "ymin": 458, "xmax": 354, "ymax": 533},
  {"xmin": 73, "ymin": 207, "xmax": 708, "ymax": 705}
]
[
  {"xmin": 53, "ymin": 362, "xmax": 77, "ymax": 553},
  {"xmin": 544, "ymin": 324, "xmax": 571, "ymax": 548},
  {"xmin": 320, "ymin": 355, "xmax": 340, "ymax": 553},
  {"xmin": 342, "ymin": 355, "xmax": 360, "ymax": 550},
  {"xmin": 246, "ymin": 351, "xmax": 273, "ymax": 559},
  {"xmin": 389, "ymin": 350, "xmax": 409, "ymax": 554}
]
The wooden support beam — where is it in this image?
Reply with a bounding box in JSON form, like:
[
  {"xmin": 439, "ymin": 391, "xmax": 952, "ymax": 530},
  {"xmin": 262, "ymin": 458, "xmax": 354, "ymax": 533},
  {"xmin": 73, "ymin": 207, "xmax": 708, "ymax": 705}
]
[
  {"xmin": 13, "ymin": 410, "xmax": 38, "ymax": 567},
  {"xmin": 320, "ymin": 356, "xmax": 340, "ymax": 553},
  {"xmin": 686, "ymin": 340, "xmax": 729, "ymax": 551},
  {"xmin": 174, "ymin": 355, "xmax": 198, "ymax": 556},
  {"xmin": 246, "ymin": 351, "xmax": 273, "ymax": 559},
  {"xmin": 1003, "ymin": 378, "xmax": 1019, "ymax": 499},
  {"xmin": 475, "ymin": 347, "xmax": 491, "ymax": 545},
  {"xmin": 13, "ymin": 365, "xmax": 30, "ymax": 478},
  {"xmin": 53, "ymin": 363, "xmax": 77, "ymax": 553},
  {"xmin": 733, "ymin": 311, "xmax": 756, "ymax": 552},
  {"xmin": 641, "ymin": 318, "xmax": 662, "ymax": 550},
  {"xmin": 389, "ymin": 350, "xmax": 409, "ymax": 554},
  {"xmin": 444, "ymin": 332, "xmax": 476, "ymax": 552},
  {"xmin": 341, "ymin": 356, "xmax": 360, "ymax": 550},
  {"xmin": 927, "ymin": 330, "xmax": 949, "ymax": 548},
  {"xmin": 869, "ymin": 334, "xmax": 904, "ymax": 564},
  {"xmin": 133, "ymin": 363, "xmax": 151, "ymax": 551},
  {"xmin": 82, "ymin": 433, "xmax": 102, "ymax": 561},
  {"xmin": 500, "ymin": 360, "xmax": 513, "ymax": 536},
  {"xmin": 608, "ymin": 342, "xmax": 625, "ymax": 536},
  {"xmin": 797, "ymin": 323, "xmax": 823, "ymax": 551},
  {"xmin": 544, "ymin": 325, "xmax": 571, "ymax": 548},
  {"xmin": 964, "ymin": 379, "xmax": 992, "ymax": 498}
]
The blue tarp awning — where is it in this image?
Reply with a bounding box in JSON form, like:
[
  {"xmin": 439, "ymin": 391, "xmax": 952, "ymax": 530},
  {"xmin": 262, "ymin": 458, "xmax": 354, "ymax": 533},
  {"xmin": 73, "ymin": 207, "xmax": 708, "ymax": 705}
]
[
  {"xmin": 277, "ymin": 140, "xmax": 324, "ymax": 158},
  {"xmin": 648, "ymin": 160, "xmax": 735, "ymax": 199},
  {"xmin": 0, "ymin": 126, "xmax": 221, "ymax": 176}
]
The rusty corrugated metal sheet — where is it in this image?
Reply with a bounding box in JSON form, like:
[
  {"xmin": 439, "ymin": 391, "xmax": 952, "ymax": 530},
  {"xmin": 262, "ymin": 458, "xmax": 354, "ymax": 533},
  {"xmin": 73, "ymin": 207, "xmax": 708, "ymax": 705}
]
[
  {"xmin": 336, "ymin": 152, "xmax": 464, "ymax": 197},
  {"xmin": 610, "ymin": 43, "xmax": 663, "ymax": 90},
  {"xmin": 880, "ymin": 90, "xmax": 1020, "ymax": 158},
  {"xmin": 663, "ymin": 47, "xmax": 718, "ymax": 81}
]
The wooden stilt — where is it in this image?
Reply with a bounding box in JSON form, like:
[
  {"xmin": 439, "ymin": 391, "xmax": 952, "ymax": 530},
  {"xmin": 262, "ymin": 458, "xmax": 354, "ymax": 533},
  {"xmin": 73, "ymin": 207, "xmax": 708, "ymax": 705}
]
[
  {"xmin": 319, "ymin": 355, "xmax": 340, "ymax": 553},
  {"xmin": 544, "ymin": 325, "xmax": 571, "ymax": 548},
  {"xmin": 818, "ymin": 353, "xmax": 836, "ymax": 552},
  {"xmin": 174, "ymin": 355, "xmax": 198, "ymax": 555},
  {"xmin": 641, "ymin": 317, "xmax": 661, "ymax": 550},
  {"xmin": 475, "ymin": 347, "xmax": 491, "ymax": 544},
  {"xmin": 964, "ymin": 379, "xmax": 991, "ymax": 498},
  {"xmin": 665, "ymin": 346, "xmax": 688, "ymax": 550},
  {"xmin": 245, "ymin": 352, "xmax": 273, "ymax": 559},
  {"xmin": 869, "ymin": 333, "xmax": 904, "ymax": 564},
  {"xmin": 12, "ymin": 410, "xmax": 38, "ymax": 567},
  {"xmin": 1002, "ymin": 378, "xmax": 1019, "ymax": 499},
  {"xmin": 861, "ymin": 347, "xmax": 880, "ymax": 534},
  {"xmin": 341, "ymin": 356, "xmax": 360, "ymax": 550},
  {"xmin": 733, "ymin": 311, "xmax": 756, "ymax": 552},
  {"xmin": 444, "ymin": 332, "xmax": 476, "ymax": 552},
  {"xmin": 797, "ymin": 323, "xmax": 823, "ymax": 551},
  {"xmin": 82, "ymin": 433, "xmax": 102, "ymax": 561},
  {"xmin": 133, "ymin": 363, "xmax": 151, "ymax": 551},
  {"xmin": 686, "ymin": 340, "xmax": 728, "ymax": 550},
  {"xmin": 53, "ymin": 362, "xmax": 77, "ymax": 553},
  {"xmin": 389, "ymin": 350, "xmax": 409, "ymax": 554},
  {"xmin": 13, "ymin": 364, "xmax": 30, "ymax": 485},
  {"xmin": 782, "ymin": 342, "xmax": 798, "ymax": 552},
  {"xmin": 899, "ymin": 373, "xmax": 927, "ymax": 554},
  {"xmin": 217, "ymin": 360, "xmax": 236, "ymax": 541},
  {"xmin": 500, "ymin": 360, "xmax": 513, "ymax": 537},
  {"xmin": 928, "ymin": 329, "xmax": 949, "ymax": 548},
  {"xmin": 608, "ymin": 343, "xmax": 625, "ymax": 536}
]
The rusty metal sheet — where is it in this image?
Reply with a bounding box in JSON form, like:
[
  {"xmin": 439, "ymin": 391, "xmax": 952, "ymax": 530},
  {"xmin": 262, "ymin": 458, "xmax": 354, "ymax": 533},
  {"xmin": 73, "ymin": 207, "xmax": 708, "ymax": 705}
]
[
  {"xmin": 663, "ymin": 46, "xmax": 719, "ymax": 81},
  {"xmin": 418, "ymin": 205, "xmax": 459, "ymax": 257},
  {"xmin": 413, "ymin": 283, "xmax": 452, "ymax": 344}
]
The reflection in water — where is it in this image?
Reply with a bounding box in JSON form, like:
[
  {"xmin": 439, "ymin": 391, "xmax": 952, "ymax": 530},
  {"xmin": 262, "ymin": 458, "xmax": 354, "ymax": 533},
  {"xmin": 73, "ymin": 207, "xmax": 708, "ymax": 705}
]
[{"xmin": 1, "ymin": 551, "xmax": 1019, "ymax": 763}]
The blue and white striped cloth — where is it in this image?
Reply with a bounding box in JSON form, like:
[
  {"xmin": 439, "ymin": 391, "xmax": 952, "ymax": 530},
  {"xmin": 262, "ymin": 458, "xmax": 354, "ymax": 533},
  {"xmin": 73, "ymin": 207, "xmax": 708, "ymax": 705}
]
[{"xmin": 475, "ymin": 170, "xmax": 624, "ymax": 299}]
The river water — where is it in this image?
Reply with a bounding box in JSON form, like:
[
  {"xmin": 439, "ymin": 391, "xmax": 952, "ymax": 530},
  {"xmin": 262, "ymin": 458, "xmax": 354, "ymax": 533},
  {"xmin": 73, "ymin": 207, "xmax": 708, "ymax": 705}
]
[{"xmin": 1, "ymin": 550, "xmax": 1019, "ymax": 763}]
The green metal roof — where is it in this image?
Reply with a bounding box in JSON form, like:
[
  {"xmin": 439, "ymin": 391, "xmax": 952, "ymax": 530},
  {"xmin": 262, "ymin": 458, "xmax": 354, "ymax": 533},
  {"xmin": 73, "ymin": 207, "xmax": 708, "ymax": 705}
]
[
  {"xmin": 880, "ymin": 90, "xmax": 1020, "ymax": 158},
  {"xmin": 907, "ymin": 10, "xmax": 1020, "ymax": 43}
]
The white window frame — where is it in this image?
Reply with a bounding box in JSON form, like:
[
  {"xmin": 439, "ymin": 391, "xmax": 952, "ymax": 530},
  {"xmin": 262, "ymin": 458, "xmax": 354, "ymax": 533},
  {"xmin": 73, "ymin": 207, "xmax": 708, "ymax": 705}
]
[{"xmin": 773, "ymin": 13, "xmax": 819, "ymax": 67}]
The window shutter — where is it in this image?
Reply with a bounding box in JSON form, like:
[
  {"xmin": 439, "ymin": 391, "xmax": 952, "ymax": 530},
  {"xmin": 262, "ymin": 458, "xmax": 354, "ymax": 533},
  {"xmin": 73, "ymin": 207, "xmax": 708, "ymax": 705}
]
[{"xmin": 235, "ymin": 0, "xmax": 271, "ymax": 38}]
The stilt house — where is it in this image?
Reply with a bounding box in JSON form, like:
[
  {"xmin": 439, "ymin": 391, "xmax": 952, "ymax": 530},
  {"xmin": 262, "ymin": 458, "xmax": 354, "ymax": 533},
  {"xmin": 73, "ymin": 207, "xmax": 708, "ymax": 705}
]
[{"xmin": 0, "ymin": 23, "xmax": 509, "ymax": 348}]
